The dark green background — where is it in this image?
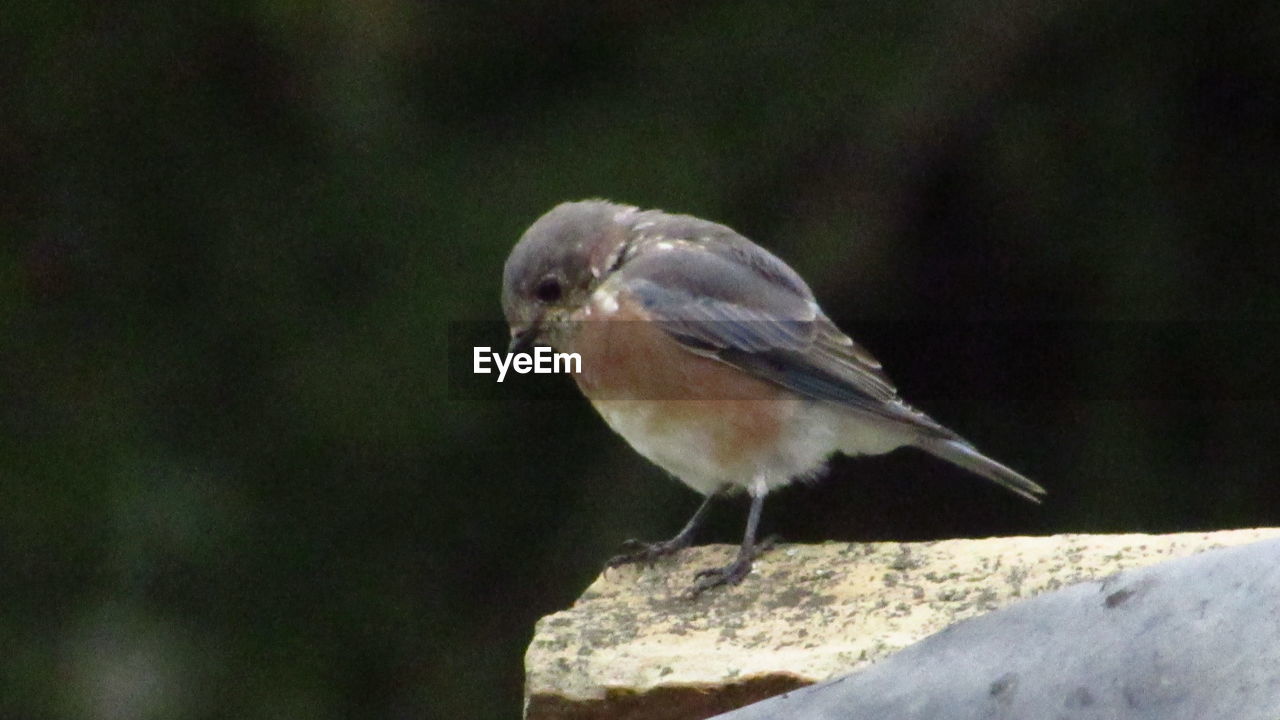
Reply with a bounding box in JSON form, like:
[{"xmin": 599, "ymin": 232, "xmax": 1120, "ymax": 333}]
[{"xmin": 5, "ymin": 1, "xmax": 1279, "ymax": 718}]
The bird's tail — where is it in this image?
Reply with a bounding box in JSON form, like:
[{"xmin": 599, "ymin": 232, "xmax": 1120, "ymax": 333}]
[{"xmin": 915, "ymin": 436, "xmax": 1046, "ymax": 503}]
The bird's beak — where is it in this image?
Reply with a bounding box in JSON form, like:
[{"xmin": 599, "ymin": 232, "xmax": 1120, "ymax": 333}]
[{"xmin": 508, "ymin": 322, "xmax": 540, "ymax": 354}]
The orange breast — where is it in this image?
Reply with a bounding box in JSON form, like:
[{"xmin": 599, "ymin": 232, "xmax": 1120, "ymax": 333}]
[{"xmin": 565, "ymin": 292, "xmax": 798, "ymax": 476}]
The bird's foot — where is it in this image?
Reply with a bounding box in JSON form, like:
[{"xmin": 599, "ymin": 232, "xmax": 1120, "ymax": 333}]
[
  {"xmin": 606, "ymin": 538, "xmax": 688, "ymax": 569},
  {"xmin": 684, "ymin": 556, "xmax": 754, "ymax": 598},
  {"xmin": 683, "ymin": 535, "xmax": 778, "ymax": 599}
]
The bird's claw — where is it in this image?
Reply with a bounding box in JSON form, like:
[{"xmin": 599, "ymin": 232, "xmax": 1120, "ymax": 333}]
[
  {"xmin": 606, "ymin": 538, "xmax": 684, "ymax": 569},
  {"xmin": 685, "ymin": 557, "xmax": 754, "ymax": 599},
  {"xmin": 682, "ymin": 535, "xmax": 779, "ymax": 599}
]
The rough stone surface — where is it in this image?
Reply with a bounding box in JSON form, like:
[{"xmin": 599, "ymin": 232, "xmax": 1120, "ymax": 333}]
[
  {"xmin": 523, "ymin": 528, "xmax": 1280, "ymax": 720},
  {"xmin": 716, "ymin": 535, "xmax": 1280, "ymax": 720}
]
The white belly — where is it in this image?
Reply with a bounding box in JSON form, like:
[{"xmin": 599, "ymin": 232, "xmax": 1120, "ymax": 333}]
[{"xmin": 590, "ymin": 399, "xmax": 897, "ymax": 496}]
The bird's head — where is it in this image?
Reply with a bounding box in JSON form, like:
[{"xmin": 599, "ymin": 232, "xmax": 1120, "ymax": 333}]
[{"xmin": 501, "ymin": 200, "xmax": 635, "ymax": 353}]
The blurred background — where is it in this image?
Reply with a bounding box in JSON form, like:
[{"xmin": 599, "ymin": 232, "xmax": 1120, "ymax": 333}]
[{"xmin": 5, "ymin": 1, "xmax": 1280, "ymax": 718}]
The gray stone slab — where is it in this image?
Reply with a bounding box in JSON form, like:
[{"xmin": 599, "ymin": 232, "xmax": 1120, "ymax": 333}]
[{"xmin": 715, "ymin": 537, "xmax": 1280, "ymax": 720}]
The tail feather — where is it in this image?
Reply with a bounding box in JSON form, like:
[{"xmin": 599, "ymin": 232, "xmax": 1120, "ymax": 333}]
[{"xmin": 916, "ymin": 437, "xmax": 1046, "ymax": 503}]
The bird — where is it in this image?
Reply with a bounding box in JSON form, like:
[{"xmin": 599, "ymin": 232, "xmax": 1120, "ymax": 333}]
[{"xmin": 501, "ymin": 200, "xmax": 1044, "ymax": 597}]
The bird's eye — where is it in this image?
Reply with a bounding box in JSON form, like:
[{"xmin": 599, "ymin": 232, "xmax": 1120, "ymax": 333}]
[{"xmin": 534, "ymin": 277, "xmax": 563, "ymax": 303}]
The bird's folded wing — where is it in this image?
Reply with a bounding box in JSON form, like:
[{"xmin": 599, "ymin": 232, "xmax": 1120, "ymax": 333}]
[{"xmin": 618, "ymin": 244, "xmax": 951, "ymax": 436}]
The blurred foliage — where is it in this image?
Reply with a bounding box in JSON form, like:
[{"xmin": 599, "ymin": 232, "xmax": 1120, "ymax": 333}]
[{"xmin": 3, "ymin": 0, "xmax": 1280, "ymax": 718}]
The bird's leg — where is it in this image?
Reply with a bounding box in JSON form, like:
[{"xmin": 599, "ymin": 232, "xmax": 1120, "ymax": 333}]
[
  {"xmin": 685, "ymin": 482, "xmax": 771, "ymax": 598},
  {"xmin": 607, "ymin": 489, "xmax": 721, "ymax": 568}
]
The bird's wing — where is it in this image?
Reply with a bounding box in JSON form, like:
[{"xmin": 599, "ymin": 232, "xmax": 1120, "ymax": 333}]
[{"xmin": 614, "ymin": 236, "xmax": 952, "ymax": 436}]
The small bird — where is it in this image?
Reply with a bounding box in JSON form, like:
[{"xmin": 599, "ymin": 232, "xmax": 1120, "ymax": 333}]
[{"xmin": 502, "ymin": 200, "xmax": 1044, "ymax": 597}]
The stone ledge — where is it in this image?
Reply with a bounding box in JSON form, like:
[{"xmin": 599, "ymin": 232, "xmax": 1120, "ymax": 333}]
[{"xmin": 524, "ymin": 528, "xmax": 1280, "ymax": 720}]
